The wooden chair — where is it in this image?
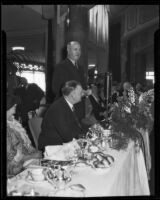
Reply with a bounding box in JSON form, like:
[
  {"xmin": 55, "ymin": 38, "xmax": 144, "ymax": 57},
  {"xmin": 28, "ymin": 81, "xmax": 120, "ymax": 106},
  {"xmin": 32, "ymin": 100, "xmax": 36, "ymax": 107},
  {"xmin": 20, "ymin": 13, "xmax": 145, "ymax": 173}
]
[{"xmin": 28, "ymin": 117, "xmax": 43, "ymax": 149}]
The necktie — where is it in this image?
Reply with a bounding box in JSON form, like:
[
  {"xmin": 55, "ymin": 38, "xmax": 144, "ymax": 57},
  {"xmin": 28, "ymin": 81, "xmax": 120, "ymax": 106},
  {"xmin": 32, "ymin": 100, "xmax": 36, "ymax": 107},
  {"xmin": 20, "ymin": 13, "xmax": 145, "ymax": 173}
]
[
  {"xmin": 75, "ymin": 62, "xmax": 78, "ymax": 69},
  {"xmin": 72, "ymin": 106, "xmax": 82, "ymax": 128}
]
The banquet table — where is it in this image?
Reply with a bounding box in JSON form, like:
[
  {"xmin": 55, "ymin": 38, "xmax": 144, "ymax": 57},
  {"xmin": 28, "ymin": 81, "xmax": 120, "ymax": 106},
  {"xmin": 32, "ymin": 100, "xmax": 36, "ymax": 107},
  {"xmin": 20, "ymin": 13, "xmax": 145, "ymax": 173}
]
[{"xmin": 7, "ymin": 141, "xmax": 150, "ymax": 197}]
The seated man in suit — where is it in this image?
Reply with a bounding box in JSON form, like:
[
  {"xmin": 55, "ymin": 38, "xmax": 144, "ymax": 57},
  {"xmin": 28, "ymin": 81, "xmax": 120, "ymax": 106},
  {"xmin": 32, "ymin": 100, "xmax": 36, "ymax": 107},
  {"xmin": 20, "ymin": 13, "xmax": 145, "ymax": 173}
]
[{"xmin": 38, "ymin": 80, "xmax": 87, "ymax": 151}]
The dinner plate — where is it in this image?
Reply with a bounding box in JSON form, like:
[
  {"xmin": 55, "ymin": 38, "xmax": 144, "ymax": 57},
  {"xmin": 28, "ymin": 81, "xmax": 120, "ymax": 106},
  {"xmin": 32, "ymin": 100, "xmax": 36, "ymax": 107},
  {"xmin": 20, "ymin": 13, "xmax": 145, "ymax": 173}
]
[
  {"xmin": 26, "ymin": 165, "xmax": 46, "ymax": 170},
  {"xmin": 26, "ymin": 178, "xmax": 47, "ymax": 184},
  {"xmin": 54, "ymin": 187, "xmax": 85, "ymax": 197},
  {"xmin": 92, "ymin": 166, "xmax": 111, "ymax": 174},
  {"xmin": 89, "ymin": 145, "xmax": 99, "ymax": 153},
  {"xmin": 75, "ymin": 162, "xmax": 90, "ymax": 168}
]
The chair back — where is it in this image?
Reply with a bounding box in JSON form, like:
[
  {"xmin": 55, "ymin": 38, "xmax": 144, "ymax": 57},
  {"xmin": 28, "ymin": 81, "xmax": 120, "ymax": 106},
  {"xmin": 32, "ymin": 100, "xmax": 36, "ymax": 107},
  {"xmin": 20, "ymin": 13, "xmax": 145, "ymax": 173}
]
[{"xmin": 28, "ymin": 117, "xmax": 43, "ymax": 149}]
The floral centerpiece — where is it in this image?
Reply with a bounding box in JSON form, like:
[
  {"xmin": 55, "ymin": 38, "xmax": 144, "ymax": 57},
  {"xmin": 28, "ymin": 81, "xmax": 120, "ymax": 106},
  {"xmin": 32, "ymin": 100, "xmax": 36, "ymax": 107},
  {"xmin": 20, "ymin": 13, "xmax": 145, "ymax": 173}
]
[{"xmin": 110, "ymin": 87, "xmax": 154, "ymax": 150}]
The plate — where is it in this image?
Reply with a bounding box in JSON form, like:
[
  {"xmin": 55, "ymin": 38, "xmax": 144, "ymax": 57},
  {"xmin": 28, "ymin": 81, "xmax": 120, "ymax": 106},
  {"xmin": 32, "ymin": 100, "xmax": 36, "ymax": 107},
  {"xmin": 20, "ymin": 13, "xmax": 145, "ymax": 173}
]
[
  {"xmin": 26, "ymin": 179, "xmax": 46, "ymax": 184},
  {"xmin": 26, "ymin": 165, "xmax": 46, "ymax": 170},
  {"xmin": 89, "ymin": 145, "xmax": 99, "ymax": 153},
  {"xmin": 54, "ymin": 188, "xmax": 85, "ymax": 197},
  {"xmin": 75, "ymin": 162, "xmax": 91, "ymax": 168},
  {"xmin": 92, "ymin": 166, "xmax": 111, "ymax": 174}
]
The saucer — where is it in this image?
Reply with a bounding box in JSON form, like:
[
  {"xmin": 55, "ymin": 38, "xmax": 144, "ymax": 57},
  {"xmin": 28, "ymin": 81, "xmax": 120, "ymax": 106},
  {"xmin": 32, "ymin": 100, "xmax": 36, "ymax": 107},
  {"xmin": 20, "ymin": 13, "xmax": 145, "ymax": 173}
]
[
  {"xmin": 26, "ymin": 178, "xmax": 46, "ymax": 184},
  {"xmin": 92, "ymin": 166, "xmax": 111, "ymax": 174}
]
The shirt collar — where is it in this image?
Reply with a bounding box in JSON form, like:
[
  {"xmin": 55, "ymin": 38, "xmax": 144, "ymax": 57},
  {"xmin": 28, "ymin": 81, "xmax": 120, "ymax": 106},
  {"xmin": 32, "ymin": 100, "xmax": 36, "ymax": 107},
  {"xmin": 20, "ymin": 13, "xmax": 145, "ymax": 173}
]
[
  {"xmin": 64, "ymin": 96, "xmax": 74, "ymax": 111},
  {"xmin": 67, "ymin": 57, "xmax": 76, "ymax": 66},
  {"xmin": 92, "ymin": 93, "xmax": 99, "ymax": 102}
]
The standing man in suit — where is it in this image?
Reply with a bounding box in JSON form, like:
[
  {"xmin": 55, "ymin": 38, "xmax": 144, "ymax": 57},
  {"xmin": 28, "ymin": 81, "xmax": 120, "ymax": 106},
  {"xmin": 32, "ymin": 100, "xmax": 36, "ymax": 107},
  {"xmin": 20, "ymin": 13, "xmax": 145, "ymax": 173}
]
[
  {"xmin": 38, "ymin": 80, "xmax": 87, "ymax": 151},
  {"xmin": 52, "ymin": 41, "xmax": 87, "ymax": 122}
]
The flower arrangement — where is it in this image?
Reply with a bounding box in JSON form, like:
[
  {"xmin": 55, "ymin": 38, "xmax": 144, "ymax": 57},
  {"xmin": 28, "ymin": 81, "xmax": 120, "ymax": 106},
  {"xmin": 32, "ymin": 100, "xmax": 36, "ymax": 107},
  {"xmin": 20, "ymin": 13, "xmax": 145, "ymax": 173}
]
[
  {"xmin": 110, "ymin": 87, "xmax": 154, "ymax": 145},
  {"xmin": 87, "ymin": 123, "xmax": 104, "ymax": 139},
  {"xmin": 134, "ymin": 89, "xmax": 154, "ymax": 131}
]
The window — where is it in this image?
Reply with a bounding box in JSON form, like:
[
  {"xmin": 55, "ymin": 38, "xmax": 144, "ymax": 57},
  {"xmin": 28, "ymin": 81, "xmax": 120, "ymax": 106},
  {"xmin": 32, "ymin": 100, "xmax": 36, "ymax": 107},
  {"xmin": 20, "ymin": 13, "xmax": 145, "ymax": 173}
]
[
  {"xmin": 16, "ymin": 70, "xmax": 46, "ymax": 92},
  {"xmin": 14, "ymin": 62, "xmax": 46, "ymax": 92},
  {"xmin": 146, "ymin": 71, "xmax": 154, "ymax": 84}
]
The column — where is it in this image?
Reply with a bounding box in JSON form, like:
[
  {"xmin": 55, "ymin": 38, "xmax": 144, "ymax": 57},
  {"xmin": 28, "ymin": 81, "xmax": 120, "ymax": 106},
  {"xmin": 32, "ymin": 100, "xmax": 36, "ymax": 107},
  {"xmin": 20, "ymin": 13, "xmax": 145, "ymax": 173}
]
[
  {"xmin": 66, "ymin": 5, "xmax": 89, "ymax": 84},
  {"xmin": 42, "ymin": 5, "xmax": 57, "ymax": 103},
  {"xmin": 120, "ymin": 40, "xmax": 128, "ymax": 83}
]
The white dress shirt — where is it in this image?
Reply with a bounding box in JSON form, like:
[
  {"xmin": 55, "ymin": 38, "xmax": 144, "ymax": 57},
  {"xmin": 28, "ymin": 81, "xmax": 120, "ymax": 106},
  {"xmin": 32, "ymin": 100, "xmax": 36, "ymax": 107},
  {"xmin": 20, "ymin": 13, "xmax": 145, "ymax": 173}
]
[
  {"xmin": 67, "ymin": 57, "xmax": 78, "ymax": 69},
  {"xmin": 64, "ymin": 96, "xmax": 74, "ymax": 111}
]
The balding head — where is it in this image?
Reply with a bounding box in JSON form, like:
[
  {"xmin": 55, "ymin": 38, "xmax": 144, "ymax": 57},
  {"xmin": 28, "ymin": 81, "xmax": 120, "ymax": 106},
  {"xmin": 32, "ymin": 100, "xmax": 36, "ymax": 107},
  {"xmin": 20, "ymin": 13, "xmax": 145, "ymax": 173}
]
[
  {"xmin": 62, "ymin": 80, "xmax": 83, "ymax": 104},
  {"xmin": 123, "ymin": 82, "xmax": 131, "ymax": 91},
  {"xmin": 67, "ymin": 41, "xmax": 81, "ymax": 62}
]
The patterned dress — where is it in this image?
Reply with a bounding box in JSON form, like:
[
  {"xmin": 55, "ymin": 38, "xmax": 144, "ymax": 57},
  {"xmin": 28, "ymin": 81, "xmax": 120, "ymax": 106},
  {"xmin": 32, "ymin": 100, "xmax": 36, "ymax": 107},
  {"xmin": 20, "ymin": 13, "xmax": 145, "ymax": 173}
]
[{"xmin": 7, "ymin": 118, "xmax": 36, "ymax": 176}]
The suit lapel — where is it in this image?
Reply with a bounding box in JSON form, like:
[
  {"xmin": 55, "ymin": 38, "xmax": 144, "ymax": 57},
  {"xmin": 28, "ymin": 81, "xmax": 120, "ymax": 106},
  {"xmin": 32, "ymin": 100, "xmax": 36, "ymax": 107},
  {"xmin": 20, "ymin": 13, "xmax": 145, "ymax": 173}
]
[{"xmin": 62, "ymin": 97, "xmax": 82, "ymax": 129}]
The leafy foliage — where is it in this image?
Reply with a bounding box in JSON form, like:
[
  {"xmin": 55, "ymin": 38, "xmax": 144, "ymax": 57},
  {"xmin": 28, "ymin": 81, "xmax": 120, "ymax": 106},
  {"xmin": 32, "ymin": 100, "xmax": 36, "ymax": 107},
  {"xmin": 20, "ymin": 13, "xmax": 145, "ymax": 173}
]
[{"xmin": 110, "ymin": 88, "xmax": 154, "ymax": 142}]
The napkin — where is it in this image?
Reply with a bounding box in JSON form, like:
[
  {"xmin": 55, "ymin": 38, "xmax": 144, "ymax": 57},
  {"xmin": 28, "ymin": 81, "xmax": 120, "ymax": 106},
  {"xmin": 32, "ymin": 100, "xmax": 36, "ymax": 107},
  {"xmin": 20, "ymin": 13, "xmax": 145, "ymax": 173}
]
[
  {"xmin": 44, "ymin": 145, "xmax": 66, "ymax": 160},
  {"xmin": 103, "ymin": 129, "xmax": 111, "ymax": 137},
  {"xmin": 44, "ymin": 139, "xmax": 80, "ymax": 160},
  {"xmin": 54, "ymin": 187, "xmax": 85, "ymax": 197}
]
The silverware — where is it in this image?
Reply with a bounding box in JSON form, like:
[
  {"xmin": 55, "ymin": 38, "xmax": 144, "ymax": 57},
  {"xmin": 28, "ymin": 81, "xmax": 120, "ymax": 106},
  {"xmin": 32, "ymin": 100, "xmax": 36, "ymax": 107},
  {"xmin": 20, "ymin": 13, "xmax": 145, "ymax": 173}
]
[{"xmin": 69, "ymin": 184, "xmax": 86, "ymax": 191}]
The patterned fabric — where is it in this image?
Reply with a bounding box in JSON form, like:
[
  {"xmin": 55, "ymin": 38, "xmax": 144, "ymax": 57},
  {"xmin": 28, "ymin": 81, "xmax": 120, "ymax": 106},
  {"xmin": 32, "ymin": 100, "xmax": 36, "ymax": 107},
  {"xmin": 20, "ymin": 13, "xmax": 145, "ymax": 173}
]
[{"xmin": 7, "ymin": 118, "xmax": 36, "ymax": 176}]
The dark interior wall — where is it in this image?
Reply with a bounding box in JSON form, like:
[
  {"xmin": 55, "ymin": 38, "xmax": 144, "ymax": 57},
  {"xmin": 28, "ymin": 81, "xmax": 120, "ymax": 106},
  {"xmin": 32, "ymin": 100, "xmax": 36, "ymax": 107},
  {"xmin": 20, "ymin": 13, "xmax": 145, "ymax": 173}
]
[
  {"xmin": 2, "ymin": 30, "xmax": 6, "ymax": 91},
  {"xmin": 46, "ymin": 19, "xmax": 54, "ymax": 103},
  {"xmin": 154, "ymin": 28, "xmax": 160, "ymax": 82},
  {"xmin": 108, "ymin": 22, "xmax": 121, "ymax": 82},
  {"xmin": 135, "ymin": 52, "xmax": 146, "ymax": 84},
  {"xmin": 126, "ymin": 40, "xmax": 131, "ymax": 82},
  {"xmin": 128, "ymin": 24, "xmax": 158, "ymax": 85}
]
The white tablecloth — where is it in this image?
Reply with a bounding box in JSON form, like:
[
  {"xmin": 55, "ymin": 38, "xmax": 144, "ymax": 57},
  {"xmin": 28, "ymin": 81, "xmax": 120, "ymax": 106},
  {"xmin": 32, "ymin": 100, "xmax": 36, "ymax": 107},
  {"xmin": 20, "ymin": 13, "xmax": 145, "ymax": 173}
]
[{"xmin": 7, "ymin": 141, "xmax": 150, "ymax": 196}]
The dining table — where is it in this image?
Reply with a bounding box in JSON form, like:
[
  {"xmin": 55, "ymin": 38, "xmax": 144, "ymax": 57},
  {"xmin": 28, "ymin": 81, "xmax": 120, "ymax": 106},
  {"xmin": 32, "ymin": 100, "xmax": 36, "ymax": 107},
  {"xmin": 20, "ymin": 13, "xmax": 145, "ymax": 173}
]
[{"xmin": 7, "ymin": 140, "xmax": 150, "ymax": 197}]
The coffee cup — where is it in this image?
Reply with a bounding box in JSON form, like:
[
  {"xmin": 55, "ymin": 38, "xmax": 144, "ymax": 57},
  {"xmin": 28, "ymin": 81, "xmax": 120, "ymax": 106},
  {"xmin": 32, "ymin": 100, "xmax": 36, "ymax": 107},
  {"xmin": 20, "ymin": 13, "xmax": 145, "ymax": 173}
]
[
  {"xmin": 103, "ymin": 129, "xmax": 111, "ymax": 137},
  {"xmin": 30, "ymin": 168, "xmax": 44, "ymax": 181}
]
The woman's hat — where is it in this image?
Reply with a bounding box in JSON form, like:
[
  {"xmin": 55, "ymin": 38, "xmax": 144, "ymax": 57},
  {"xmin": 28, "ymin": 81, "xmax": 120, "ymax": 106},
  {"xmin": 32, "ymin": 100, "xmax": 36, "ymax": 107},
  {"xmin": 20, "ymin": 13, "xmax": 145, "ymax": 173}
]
[{"xmin": 7, "ymin": 94, "xmax": 19, "ymax": 110}]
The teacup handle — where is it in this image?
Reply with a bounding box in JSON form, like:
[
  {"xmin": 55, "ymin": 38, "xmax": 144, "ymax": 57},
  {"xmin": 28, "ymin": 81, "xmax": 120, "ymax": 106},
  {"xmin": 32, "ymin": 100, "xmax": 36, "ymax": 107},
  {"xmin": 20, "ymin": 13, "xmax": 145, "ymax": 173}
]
[{"xmin": 26, "ymin": 171, "xmax": 34, "ymax": 181}]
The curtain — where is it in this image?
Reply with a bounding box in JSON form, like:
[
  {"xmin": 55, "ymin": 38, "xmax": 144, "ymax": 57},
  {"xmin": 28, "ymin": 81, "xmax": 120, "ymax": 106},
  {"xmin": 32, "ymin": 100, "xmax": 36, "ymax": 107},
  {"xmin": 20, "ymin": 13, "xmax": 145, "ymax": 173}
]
[{"xmin": 89, "ymin": 5, "xmax": 109, "ymax": 49}]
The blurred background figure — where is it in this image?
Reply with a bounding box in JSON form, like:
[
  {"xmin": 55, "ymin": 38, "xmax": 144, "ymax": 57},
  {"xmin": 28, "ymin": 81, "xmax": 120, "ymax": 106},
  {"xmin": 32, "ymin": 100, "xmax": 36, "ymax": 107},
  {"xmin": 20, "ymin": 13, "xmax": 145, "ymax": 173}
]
[
  {"xmin": 116, "ymin": 82, "xmax": 123, "ymax": 97},
  {"xmin": 144, "ymin": 80, "xmax": 154, "ymax": 91},
  {"xmin": 88, "ymin": 84, "xmax": 106, "ymax": 121},
  {"xmin": 122, "ymin": 81, "xmax": 132, "ymax": 100},
  {"xmin": 7, "ymin": 61, "xmax": 23, "ymax": 95},
  {"xmin": 82, "ymin": 84, "xmax": 106, "ymax": 126},
  {"xmin": 110, "ymin": 82, "xmax": 119, "ymax": 104},
  {"xmin": 135, "ymin": 82, "xmax": 144, "ymax": 97}
]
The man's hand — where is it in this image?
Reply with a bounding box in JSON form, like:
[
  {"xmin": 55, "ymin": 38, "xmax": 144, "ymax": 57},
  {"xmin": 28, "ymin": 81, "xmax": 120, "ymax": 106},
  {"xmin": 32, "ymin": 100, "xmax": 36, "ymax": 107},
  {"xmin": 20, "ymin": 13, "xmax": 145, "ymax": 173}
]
[
  {"xmin": 83, "ymin": 89, "xmax": 92, "ymax": 97},
  {"xmin": 14, "ymin": 145, "xmax": 23, "ymax": 162}
]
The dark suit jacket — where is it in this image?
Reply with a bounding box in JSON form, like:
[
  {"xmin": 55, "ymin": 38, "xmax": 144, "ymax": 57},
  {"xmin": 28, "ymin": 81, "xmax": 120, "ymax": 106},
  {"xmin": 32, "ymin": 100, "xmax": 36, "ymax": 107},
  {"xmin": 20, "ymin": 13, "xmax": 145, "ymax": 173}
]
[
  {"xmin": 89, "ymin": 95, "xmax": 106, "ymax": 121},
  {"xmin": 38, "ymin": 97, "xmax": 85, "ymax": 150},
  {"xmin": 52, "ymin": 58, "xmax": 86, "ymax": 120}
]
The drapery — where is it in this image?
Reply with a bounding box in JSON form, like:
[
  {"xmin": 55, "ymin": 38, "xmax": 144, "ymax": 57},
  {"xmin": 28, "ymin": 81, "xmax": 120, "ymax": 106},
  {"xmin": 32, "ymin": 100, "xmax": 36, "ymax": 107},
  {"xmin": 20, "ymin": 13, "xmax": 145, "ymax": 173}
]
[
  {"xmin": 89, "ymin": 5, "xmax": 109, "ymax": 49},
  {"xmin": 139, "ymin": 128, "xmax": 151, "ymax": 180}
]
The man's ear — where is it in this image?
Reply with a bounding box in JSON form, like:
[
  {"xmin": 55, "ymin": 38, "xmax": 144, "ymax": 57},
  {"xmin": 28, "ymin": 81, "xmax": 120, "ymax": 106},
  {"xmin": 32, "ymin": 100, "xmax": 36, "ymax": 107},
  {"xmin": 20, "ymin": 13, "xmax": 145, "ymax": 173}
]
[
  {"xmin": 67, "ymin": 45, "xmax": 70, "ymax": 53},
  {"xmin": 70, "ymin": 90, "xmax": 75, "ymax": 101}
]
